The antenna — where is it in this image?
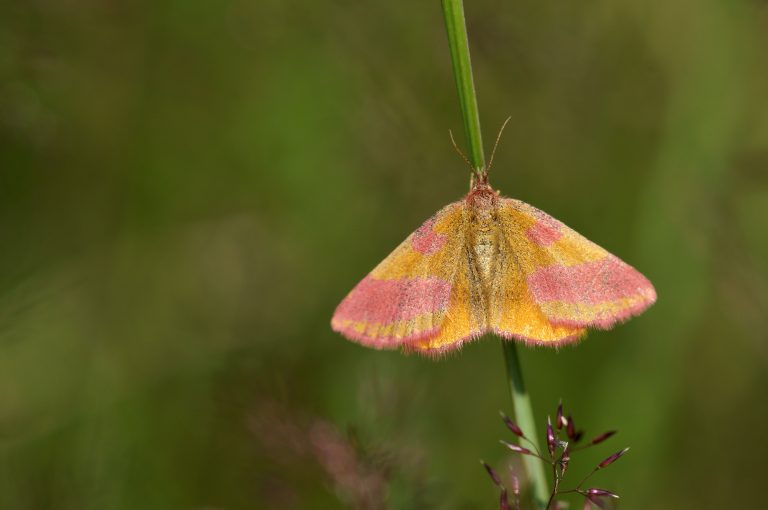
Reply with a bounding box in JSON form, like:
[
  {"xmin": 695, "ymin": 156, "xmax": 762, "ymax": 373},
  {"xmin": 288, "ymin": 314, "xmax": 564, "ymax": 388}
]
[
  {"xmin": 487, "ymin": 116, "xmax": 512, "ymax": 172},
  {"xmin": 449, "ymin": 129, "xmax": 475, "ymax": 171}
]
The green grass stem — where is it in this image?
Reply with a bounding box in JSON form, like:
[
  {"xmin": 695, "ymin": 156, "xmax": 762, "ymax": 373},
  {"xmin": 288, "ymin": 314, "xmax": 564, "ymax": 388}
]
[
  {"xmin": 502, "ymin": 341, "xmax": 550, "ymax": 508},
  {"xmin": 441, "ymin": 1, "xmax": 550, "ymax": 507},
  {"xmin": 441, "ymin": 0, "xmax": 485, "ymax": 169}
]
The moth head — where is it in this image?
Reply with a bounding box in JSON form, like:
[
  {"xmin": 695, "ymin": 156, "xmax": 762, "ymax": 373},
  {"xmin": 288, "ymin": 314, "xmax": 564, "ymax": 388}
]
[{"xmin": 467, "ymin": 177, "xmax": 498, "ymax": 223}]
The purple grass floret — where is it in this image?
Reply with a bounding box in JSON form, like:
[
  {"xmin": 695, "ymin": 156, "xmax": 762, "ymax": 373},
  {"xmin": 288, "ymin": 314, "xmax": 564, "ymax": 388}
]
[
  {"xmin": 566, "ymin": 414, "xmax": 576, "ymax": 440},
  {"xmin": 556, "ymin": 401, "xmax": 565, "ymax": 430},
  {"xmin": 500, "ymin": 411, "xmax": 525, "ymax": 437},
  {"xmin": 586, "ymin": 488, "xmax": 620, "ymax": 499},
  {"xmin": 589, "ymin": 430, "xmax": 617, "ymax": 446},
  {"xmin": 500, "ymin": 488, "xmax": 510, "ymax": 510},
  {"xmin": 598, "ymin": 447, "xmax": 630, "ymax": 468},
  {"xmin": 482, "ymin": 461, "xmax": 503, "ymax": 486},
  {"xmin": 500, "ymin": 440, "xmax": 533, "ymax": 455},
  {"xmin": 546, "ymin": 417, "xmax": 556, "ymax": 457}
]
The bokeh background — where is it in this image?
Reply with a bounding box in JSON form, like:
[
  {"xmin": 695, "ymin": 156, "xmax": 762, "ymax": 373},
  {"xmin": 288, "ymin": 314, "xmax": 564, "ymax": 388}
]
[{"xmin": 2, "ymin": 0, "xmax": 767, "ymax": 509}]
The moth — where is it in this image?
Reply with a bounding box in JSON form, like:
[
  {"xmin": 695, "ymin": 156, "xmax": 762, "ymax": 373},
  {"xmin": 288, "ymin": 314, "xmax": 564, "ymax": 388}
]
[{"xmin": 332, "ymin": 123, "xmax": 656, "ymax": 356}]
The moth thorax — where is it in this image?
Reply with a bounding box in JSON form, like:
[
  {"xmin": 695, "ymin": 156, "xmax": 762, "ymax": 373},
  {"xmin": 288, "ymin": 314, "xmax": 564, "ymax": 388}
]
[{"xmin": 468, "ymin": 190, "xmax": 496, "ymax": 225}]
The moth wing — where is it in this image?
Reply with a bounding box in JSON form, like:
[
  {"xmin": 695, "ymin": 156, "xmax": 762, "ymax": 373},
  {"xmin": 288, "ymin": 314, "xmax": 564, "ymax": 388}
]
[
  {"xmin": 332, "ymin": 201, "xmax": 479, "ymax": 351},
  {"xmin": 488, "ymin": 203, "xmax": 586, "ymax": 346},
  {"xmin": 495, "ymin": 198, "xmax": 656, "ymax": 333},
  {"xmin": 403, "ymin": 224, "xmax": 489, "ymax": 356}
]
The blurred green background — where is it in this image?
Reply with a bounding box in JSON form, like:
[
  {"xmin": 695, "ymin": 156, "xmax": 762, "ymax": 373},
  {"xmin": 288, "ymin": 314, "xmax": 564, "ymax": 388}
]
[{"xmin": 2, "ymin": 1, "xmax": 767, "ymax": 509}]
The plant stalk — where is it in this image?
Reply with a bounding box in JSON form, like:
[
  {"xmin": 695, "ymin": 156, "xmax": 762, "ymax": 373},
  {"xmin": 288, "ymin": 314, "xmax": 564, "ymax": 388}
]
[
  {"xmin": 503, "ymin": 342, "xmax": 551, "ymax": 508},
  {"xmin": 441, "ymin": 0, "xmax": 484, "ymax": 169},
  {"xmin": 440, "ymin": 1, "xmax": 550, "ymax": 507}
]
